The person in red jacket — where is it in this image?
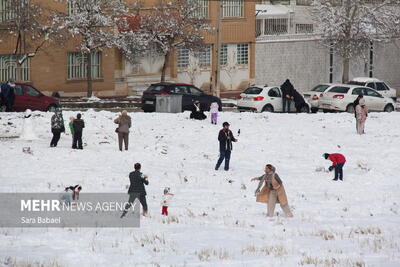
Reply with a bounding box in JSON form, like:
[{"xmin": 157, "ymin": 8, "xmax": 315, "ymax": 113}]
[{"xmin": 323, "ymin": 153, "xmax": 346, "ymax": 181}]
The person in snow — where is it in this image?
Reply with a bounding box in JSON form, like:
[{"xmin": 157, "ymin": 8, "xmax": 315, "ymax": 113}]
[
  {"xmin": 215, "ymin": 122, "xmax": 238, "ymax": 171},
  {"xmin": 353, "ymin": 94, "xmax": 364, "ymax": 131},
  {"xmin": 161, "ymin": 187, "xmax": 174, "ymax": 216},
  {"xmin": 72, "ymin": 113, "xmax": 85, "ymax": 149},
  {"xmin": 280, "ymin": 79, "xmax": 294, "ymax": 113},
  {"xmin": 61, "ymin": 185, "xmax": 82, "ymax": 206},
  {"xmin": 69, "ymin": 117, "xmax": 75, "ymax": 147},
  {"xmin": 50, "ymin": 108, "xmax": 65, "ymax": 147},
  {"xmin": 0, "ymin": 79, "xmax": 16, "ymax": 112},
  {"xmin": 20, "ymin": 109, "xmax": 38, "ymax": 140},
  {"xmin": 292, "ymin": 88, "xmax": 307, "ymax": 113},
  {"xmin": 251, "ymin": 164, "xmax": 293, "ymax": 217},
  {"xmin": 355, "ymin": 98, "xmax": 368, "ymax": 135},
  {"xmin": 114, "ymin": 110, "xmax": 132, "ymax": 151},
  {"xmin": 190, "ymin": 100, "xmax": 207, "ymax": 120},
  {"xmin": 121, "ymin": 163, "xmax": 149, "ymax": 218},
  {"xmin": 210, "ymin": 101, "xmax": 219, "ymax": 125},
  {"xmin": 323, "ymin": 153, "xmax": 346, "ymax": 181}
]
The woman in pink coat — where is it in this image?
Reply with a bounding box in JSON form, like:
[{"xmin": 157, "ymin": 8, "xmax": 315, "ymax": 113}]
[{"xmin": 355, "ymin": 98, "xmax": 368, "ymax": 135}]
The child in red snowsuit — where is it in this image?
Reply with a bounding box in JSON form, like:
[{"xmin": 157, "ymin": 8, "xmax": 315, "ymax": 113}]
[{"xmin": 161, "ymin": 187, "xmax": 174, "ymax": 216}]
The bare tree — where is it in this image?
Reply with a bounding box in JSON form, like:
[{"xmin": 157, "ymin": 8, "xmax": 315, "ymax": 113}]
[
  {"xmin": 0, "ymin": 0, "xmax": 59, "ymax": 66},
  {"xmin": 312, "ymin": 0, "xmax": 400, "ymax": 82},
  {"xmin": 224, "ymin": 50, "xmax": 238, "ymax": 91},
  {"xmin": 136, "ymin": 0, "xmax": 212, "ymax": 82},
  {"xmin": 53, "ymin": 0, "xmax": 126, "ymax": 97},
  {"xmin": 186, "ymin": 54, "xmax": 201, "ymax": 85}
]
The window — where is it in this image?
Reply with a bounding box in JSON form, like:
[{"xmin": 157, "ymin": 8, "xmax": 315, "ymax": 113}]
[
  {"xmin": 352, "ymin": 88, "xmax": 365, "ymax": 95},
  {"xmin": 244, "ymin": 87, "xmax": 263, "ymax": 95},
  {"xmin": 296, "ymin": 24, "xmax": 314, "ymax": 34},
  {"xmin": 197, "ymin": 46, "xmax": 211, "ymax": 67},
  {"xmin": 366, "ymin": 82, "xmax": 376, "ymax": 89},
  {"xmin": 14, "ymin": 85, "xmax": 23, "ymax": 96},
  {"xmin": 296, "ymin": 0, "xmax": 313, "ymax": 5},
  {"xmin": 311, "ymin": 85, "xmax": 330, "ymax": 93},
  {"xmin": 25, "ymin": 85, "xmax": 41, "ymax": 97},
  {"xmin": 264, "ymin": 18, "xmax": 288, "ymax": 35},
  {"xmin": 67, "ymin": 0, "xmax": 78, "ymax": 16},
  {"xmin": 188, "ymin": 86, "xmax": 203, "ymax": 96},
  {"xmin": 365, "ymin": 89, "xmax": 381, "ymax": 97},
  {"xmin": 237, "ymin": 43, "xmax": 248, "ymax": 65},
  {"xmin": 172, "ymin": 85, "xmax": 187, "ymax": 94},
  {"xmin": 177, "ymin": 47, "xmax": 189, "ymax": 68},
  {"xmin": 268, "ymin": 87, "xmax": 281, "ymax": 97},
  {"xmin": 0, "ymin": 54, "xmax": 30, "ymax": 82},
  {"xmin": 0, "ymin": 0, "xmax": 26, "ymax": 23},
  {"xmin": 194, "ymin": 0, "xmax": 209, "ymax": 18},
  {"xmin": 329, "ymin": 87, "xmax": 349, "ymax": 94},
  {"xmin": 375, "ymin": 82, "xmax": 388, "ymax": 91},
  {"xmin": 222, "ymin": 0, "xmax": 244, "ymax": 18},
  {"xmin": 148, "ymin": 85, "xmax": 167, "ymax": 92},
  {"xmin": 67, "ymin": 52, "xmax": 102, "ymax": 80},
  {"xmin": 219, "ymin": 44, "xmax": 228, "ymax": 65},
  {"xmin": 348, "ymin": 81, "xmax": 366, "ymax": 86}
]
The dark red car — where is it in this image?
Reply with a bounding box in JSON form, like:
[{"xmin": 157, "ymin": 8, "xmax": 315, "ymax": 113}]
[{"xmin": 0, "ymin": 83, "xmax": 60, "ymax": 112}]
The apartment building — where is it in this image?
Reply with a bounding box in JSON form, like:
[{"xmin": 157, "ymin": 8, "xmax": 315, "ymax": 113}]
[{"xmin": 0, "ymin": 0, "xmax": 256, "ymax": 97}]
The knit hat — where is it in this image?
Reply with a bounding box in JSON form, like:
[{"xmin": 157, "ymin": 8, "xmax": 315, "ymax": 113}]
[
  {"xmin": 77, "ymin": 113, "xmax": 82, "ymax": 119},
  {"xmin": 323, "ymin": 153, "xmax": 329, "ymax": 159},
  {"xmin": 359, "ymin": 98, "xmax": 366, "ymax": 106},
  {"xmin": 222, "ymin": 122, "xmax": 230, "ymax": 127}
]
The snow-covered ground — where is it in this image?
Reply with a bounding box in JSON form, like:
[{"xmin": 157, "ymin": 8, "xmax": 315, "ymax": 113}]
[{"xmin": 0, "ymin": 110, "xmax": 399, "ymax": 266}]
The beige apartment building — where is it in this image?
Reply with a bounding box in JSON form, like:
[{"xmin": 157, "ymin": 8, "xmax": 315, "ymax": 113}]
[{"xmin": 0, "ymin": 0, "xmax": 256, "ymax": 97}]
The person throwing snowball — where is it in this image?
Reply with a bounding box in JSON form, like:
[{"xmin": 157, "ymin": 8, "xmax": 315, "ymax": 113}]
[{"xmin": 215, "ymin": 122, "xmax": 238, "ymax": 171}]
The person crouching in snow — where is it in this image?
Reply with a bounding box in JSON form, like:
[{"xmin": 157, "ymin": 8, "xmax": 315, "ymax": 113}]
[
  {"xmin": 190, "ymin": 100, "xmax": 207, "ymax": 120},
  {"xmin": 161, "ymin": 187, "xmax": 174, "ymax": 216},
  {"xmin": 323, "ymin": 153, "xmax": 346, "ymax": 181},
  {"xmin": 251, "ymin": 164, "xmax": 293, "ymax": 217},
  {"xmin": 210, "ymin": 101, "xmax": 219, "ymax": 125},
  {"xmin": 355, "ymin": 98, "xmax": 368, "ymax": 135}
]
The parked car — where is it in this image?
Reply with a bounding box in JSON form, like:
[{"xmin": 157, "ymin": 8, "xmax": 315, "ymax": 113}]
[
  {"xmin": 0, "ymin": 83, "xmax": 60, "ymax": 112},
  {"xmin": 347, "ymin": 77, "xmax": 397, "ymax": 100},
  {"xmin": 303, "ymin": 84, "xmax": 335, "ymax": 113},
  {"xmin": 141, "ymin": 83, "xmax": 222, "ymax": 113},
  {"xmin": 237, "ymin": 85, "xmax": 310, "ymax": 113},
  {"xmin": 318, "ymin": 84, "xmax": 395, "ymax": 113}
]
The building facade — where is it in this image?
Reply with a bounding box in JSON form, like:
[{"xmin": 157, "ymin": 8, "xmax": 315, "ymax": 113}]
[
  {"xmin": 0, "ymin": 0, "xmax": 256, "ymax": 97},
  {"xmin": 255, "ymin": 0, "xmax": 400, "ymax": 92}
]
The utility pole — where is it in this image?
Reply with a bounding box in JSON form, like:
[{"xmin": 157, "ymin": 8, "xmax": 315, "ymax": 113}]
[{"xmin": 213, "ymin": 0, "xmax": 223, "ymax": 97}]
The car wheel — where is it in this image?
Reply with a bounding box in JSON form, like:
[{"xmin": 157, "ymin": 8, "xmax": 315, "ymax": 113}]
[
  {"xmin": 47, "ymin": 104, "xmax": 58, "ymax": 112},
  {"xmin": 300, "ymin": 105, "xmax": 310, "ymax": 113},
  {"xmin": 311, "ymin": 107, "xmax": 318, "ymax": 113},
  {"xmin": 262, "ymin": 105, "xmax": 274, "ymax": 113},
  {"xmin": 384, "ymin": 104, "xmax": 394, "ymax": 113},
  {"xmin": 346, "ymin": 104, "xmax": 355, "ymax": 114}
]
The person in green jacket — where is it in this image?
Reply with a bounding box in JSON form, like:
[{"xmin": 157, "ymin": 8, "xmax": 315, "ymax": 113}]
[{"xmin": 69, "ymin": 116, "xmax": 75, "ymax": 148}]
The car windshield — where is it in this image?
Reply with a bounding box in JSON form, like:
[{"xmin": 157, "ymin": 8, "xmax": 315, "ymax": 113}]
[
  {"xmin": 348, "ymin": 81, "xmax": 366, "ymax": 86},
  {"xmin": 243, "ymin": 87, "xmax": 263, "ymax": 94},
  {"xmin": 311, "ymin": 85, "xmax": 330, "ymax": 92}
]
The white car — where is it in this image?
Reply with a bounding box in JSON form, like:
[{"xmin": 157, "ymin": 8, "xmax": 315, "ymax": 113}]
[
  {"xmin": 318, "ymin": 84, "xmax": 395, "ymax": 113},
  {"xmin": 303, "ymin": 83, "xmax": 335, "ymax": 113},
  {"xmin": 348, "ymin": 77, "xmax": 397, "ymax": 100},
  {"xmin": 237, "ymin": 85, "xmax": 310, "ymax": 113}
]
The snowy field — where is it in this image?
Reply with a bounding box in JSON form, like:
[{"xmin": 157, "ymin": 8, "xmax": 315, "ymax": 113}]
[{"xmin": 0, "ymin": 110, "xmax": 399, "ymax": 267}]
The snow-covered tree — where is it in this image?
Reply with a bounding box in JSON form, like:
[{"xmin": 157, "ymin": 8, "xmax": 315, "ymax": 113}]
[
  {"xmin": 0, "ymin": 0, "xmax": 59, "ymax": 64},
  {"xmin": 136, "ymin": 0, "xmax": 212, "ymax": 82},
  {"xmin": 311, "ymin": 0, "xmax": 400, "ymax": 82},
  {"xmin": 53, "ymin": 0, "xmax": 127, "ymax": 97}
]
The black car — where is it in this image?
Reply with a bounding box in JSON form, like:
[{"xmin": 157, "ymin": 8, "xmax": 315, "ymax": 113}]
[{"xmin": 141, "ymin": 83, "xmax": 223, "ymax": 112}]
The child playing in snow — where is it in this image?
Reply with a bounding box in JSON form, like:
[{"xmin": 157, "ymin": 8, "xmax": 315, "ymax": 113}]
[
  {"xmin": 210, "ymin": 101, "xmax": 219, "ymax": 125},
  {"xmin": 69, "ymin": 117, "xmax": 75, "ymax": 147},
  {"xmin": 161, "ymin": 187, "xmax": 174, "ymax": 216}
]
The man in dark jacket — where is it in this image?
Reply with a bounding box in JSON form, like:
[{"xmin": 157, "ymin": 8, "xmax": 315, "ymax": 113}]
[
  {"xmin": 215, "ymin": 122, "xmax": 238, "ymax": 171},
  {"xmin": 293, "ymin": 89, "xmax": 307, "ymax": 113},
  {"xmin": 121, "ymin": 163, "xmax": 149, "ymax": 218},
  {"xmin": 1, "ymin": 79, "xmax": 16, "ymax": 112},
  {"xmin": 280, "ymin": 79, "xmax": 295, "ymax": 113},
  {"xmin": 72, "ymin": 113, "xmax": 85, "ymax": 149}
]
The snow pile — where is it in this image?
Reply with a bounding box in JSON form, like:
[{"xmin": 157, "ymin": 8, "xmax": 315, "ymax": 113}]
[{"xmin": 0, "ymin": 110, "xmax": 399, "ymax": 266}]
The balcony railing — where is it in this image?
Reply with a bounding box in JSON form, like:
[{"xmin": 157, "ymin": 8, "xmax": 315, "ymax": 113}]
[
  {"xmin": 296, "ymin": 0, "xmax": 313, "ymax": 5},
  {"xmin": 256, "ymin": 33, "xmax": 320, "ymax": 42}
]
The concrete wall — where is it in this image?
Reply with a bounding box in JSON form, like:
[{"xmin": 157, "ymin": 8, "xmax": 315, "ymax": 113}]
[{"xmin": 256, "ymin": 39, "xmax": 400, "ymax": 93}]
